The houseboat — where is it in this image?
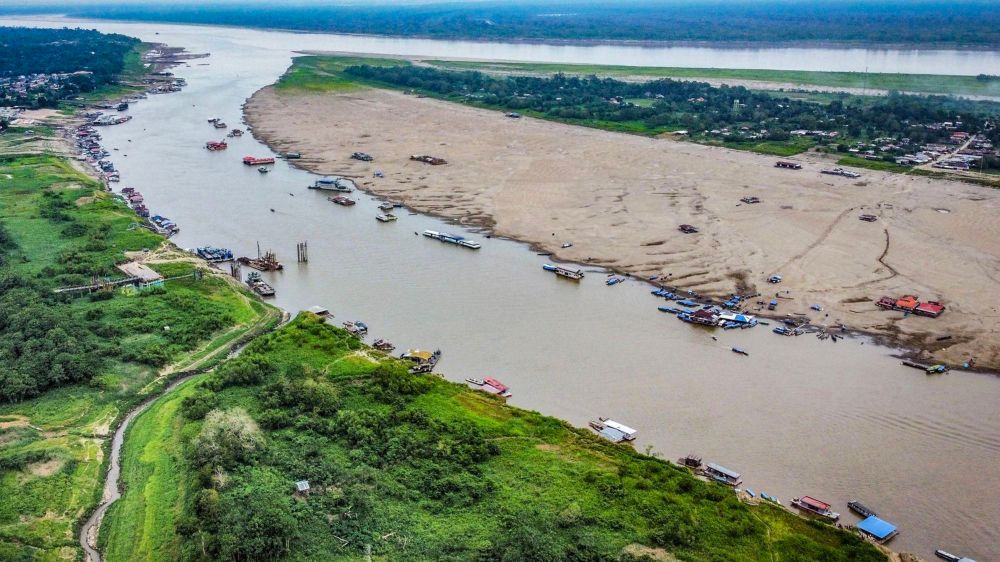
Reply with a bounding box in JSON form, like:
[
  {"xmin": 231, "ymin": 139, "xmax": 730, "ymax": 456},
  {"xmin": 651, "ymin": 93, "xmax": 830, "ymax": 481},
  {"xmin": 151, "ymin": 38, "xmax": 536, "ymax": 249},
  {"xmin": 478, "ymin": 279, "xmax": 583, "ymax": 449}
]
[
  {"xmin": 400, "ymin": 349, "xmax": 441, "ymax": 373},
  {"xmin": 704, "ymin": 463, "xmax": 742, "ymax": 486},
  {"xmin": 856, "ymin": 516, "xmax": 899, "ymax": 543},
  {"xmin": 422, "ymin": 230, "xmax": 481, "ymax": 249},
  {"xmin": 376, "ymin": 213, "xmax": 398, "ymax": 222},
  {"xmin": 372, "ymin": 339, "xmax": 395, "ymax": 352},
  {"xmin": 589, "ymin": 418, "xmax": 637, "ymax": 443},
  {"xmin": 542, "ymin": 263, "xmax": 584, "ymax": 280},
  {"xmin": 242, "ymin": 156, "xmax": 275, "ymax": 166},
  {"xmin": 791, "ymin": 496, "xmax": 840, "ymax": 521},
  {"xmin": 678, "ymin": 454, "xmax": 703, "ymax": 469},
  {"xmin": 479, "ymin": 377, "xmax": 513, "ymax": 398},
  {"xmin": 205, "ymin": 140, "xmax": 227, "ymax": 151},
  {"xmin": 328, "ymin": 196, "xmax": 356, "ymax": 206},
  {"xmin": 309, "ymin": 176, "xmax": 355, "ymax": 192}
]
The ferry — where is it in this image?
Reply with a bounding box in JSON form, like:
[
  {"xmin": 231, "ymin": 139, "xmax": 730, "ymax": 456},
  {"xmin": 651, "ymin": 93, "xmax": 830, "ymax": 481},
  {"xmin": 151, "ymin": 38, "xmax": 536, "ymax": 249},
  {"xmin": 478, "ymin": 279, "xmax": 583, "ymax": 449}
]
[
  {"xmin": 704, "ymin": 463, "xmax": 742, "ymax": 486},
  {"xmin": 542, "ymin": 263, "xmax": 584, "ymax": 280},
  {"xmin": 329, "ymin": 196, "xmax": 356, "ymax": 206},
  {"xmin": 243, "ymin": 156, "xmax": 276, "ymax": 166},
  {"xmin": 309, "ymin": 176, "xmax": 355, "ymax": 192},
  {"xmin": 376, "ymin": 213, "xmax": 398, "ymax": 222},
  {"xmin": 422, "ymin": 230, "xmax": 481, "ymax": 250},
  {"xmin": 791, "ymin": 496, "xmax": 840, "ymax": 521}
]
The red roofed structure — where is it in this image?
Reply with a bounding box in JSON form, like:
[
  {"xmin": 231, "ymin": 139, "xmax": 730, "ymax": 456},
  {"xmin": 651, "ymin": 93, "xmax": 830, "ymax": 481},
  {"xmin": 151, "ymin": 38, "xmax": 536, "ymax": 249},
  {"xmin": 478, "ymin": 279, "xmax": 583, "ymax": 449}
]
[
  {"xmin": 914, "ymin": 301, "xmax": 945, "ymax": 318},
  {"xmin": 895, "ymin": 295, "xmax": 919, "ymax": 311}
]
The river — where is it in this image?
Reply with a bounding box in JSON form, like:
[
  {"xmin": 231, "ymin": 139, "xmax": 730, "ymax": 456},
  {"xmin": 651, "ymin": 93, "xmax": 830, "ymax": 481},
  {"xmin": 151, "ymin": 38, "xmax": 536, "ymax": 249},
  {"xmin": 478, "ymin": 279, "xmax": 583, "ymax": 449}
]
[{"xmin": 5, "ymin": 17, "xmax": 1000, "ymax": 561}]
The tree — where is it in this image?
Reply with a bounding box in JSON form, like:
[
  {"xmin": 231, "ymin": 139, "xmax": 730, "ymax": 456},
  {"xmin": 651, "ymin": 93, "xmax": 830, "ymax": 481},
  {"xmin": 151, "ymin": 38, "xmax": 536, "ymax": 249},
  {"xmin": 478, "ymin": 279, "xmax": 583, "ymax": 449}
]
[
  {"xmin": 191, "ymin": 408, "xmax": 266, "ymax": 470},
  {"xmin": 216, "ymin": 468, "xmax": 298, "ymax": 561}
]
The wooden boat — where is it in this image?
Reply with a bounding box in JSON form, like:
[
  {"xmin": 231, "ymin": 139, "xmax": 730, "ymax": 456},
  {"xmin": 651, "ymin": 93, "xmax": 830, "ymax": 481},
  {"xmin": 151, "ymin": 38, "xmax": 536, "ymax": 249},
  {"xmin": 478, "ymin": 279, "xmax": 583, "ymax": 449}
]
[{"xmin": 847, "ymin": 500, "xmax": 876, "ymax": 518}]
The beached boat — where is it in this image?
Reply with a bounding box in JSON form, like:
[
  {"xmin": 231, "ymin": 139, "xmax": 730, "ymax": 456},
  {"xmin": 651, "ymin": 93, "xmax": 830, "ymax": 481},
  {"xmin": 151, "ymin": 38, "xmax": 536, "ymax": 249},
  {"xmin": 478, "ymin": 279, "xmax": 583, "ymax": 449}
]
[
  {"xmin": 422, "ymin": 230, "xmax": 481, "ymax": 250},
  {"xmin": 343, "ymin": 321, "xmax": 368, "ymax": 336},
  {"xmin": 309, "ymin": 176, "xmax": 355, "ymax": 192},
  {"xmin": 373, "ymin": 339, "xmax": 395, "ymax": 352},
  {"xmin": 376, "ymin": 213, "xmax": 398, "ymax": 222},
  {"xmin": 791, "ymin": 496, "xmax": 840, "ymax": 521},
  {"xmin": 731, "ymin": 347, "xmax": 749, "ymax": 356},
  {"xmin": 328, "ymin": 196, "xmax": 356, "ymax": 206},
  {"xmin": 542, "ymin": 263, "xmax": 584, "ymax": 280}
]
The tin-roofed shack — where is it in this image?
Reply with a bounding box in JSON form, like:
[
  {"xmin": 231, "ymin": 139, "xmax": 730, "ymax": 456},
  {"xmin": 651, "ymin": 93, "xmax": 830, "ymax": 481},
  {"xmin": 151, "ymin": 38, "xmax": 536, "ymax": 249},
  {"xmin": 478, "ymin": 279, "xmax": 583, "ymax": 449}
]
[{"xmin": 116, "ymin": 261, "xmax": 163, "ymax": 283}]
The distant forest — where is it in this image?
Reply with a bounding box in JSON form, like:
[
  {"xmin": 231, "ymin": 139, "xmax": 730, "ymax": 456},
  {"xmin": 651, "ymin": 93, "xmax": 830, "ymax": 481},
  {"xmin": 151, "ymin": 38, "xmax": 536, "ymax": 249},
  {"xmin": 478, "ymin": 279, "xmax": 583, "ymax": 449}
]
[
  {"xmin": 2, "ymin": 1, "xmax": 999, "ymax": 46},
  {"xmin": 343, "ymin": 64, "xmax": 1000, "ymax": 146},
  {"xmin": 0, "ymin": 27, "xmax": 138, "ymax": 81}
]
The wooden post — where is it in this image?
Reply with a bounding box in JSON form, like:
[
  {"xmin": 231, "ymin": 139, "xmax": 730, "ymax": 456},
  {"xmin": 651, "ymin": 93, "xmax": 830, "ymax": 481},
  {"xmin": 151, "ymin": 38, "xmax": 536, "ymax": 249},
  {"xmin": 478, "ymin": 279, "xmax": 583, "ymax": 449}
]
[{"xmin": 296, "ymin": 241, "xmax": 308, "ymax": 263}]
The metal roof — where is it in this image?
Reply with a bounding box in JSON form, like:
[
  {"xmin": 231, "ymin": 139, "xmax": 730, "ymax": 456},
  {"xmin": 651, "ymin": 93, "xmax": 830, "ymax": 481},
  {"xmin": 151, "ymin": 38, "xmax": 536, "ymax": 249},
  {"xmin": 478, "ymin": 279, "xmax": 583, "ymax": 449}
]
[
  {"xmin": 857, "ymin": 516, "xmax": 897, "ymax": 540},
  {"xmin": 602, "ymin": 420, "xmax": 636, "ymax": 436},
  {"xmin": 706, "ymin": 463, "xmax": 740, "ymax": 479}
]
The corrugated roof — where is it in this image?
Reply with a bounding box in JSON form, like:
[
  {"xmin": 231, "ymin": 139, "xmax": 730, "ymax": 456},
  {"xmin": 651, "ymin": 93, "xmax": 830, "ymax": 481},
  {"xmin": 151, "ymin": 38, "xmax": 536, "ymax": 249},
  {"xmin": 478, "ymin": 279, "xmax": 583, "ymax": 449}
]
[
  {"xmin": 800, "ymin": 496, "xmax": 830, "ymax": 510},
  {"xmin": 857, "ymin": 516, "xmax": 897, "ymax": 540},
  {"xmin": 706, "ymin": 463, "xmax": 740, "ymax": 479}
]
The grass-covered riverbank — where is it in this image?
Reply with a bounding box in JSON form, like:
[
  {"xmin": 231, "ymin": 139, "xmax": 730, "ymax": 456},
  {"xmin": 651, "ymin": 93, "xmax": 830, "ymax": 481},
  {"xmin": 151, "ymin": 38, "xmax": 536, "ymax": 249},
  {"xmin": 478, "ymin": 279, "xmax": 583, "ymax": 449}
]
[
  {"xmin": 114, "ymin": 312, "xmax": 886, "ymax": 561},
  {"xmin": 0, "ymin": 148, "xmax": 277, "ymax": 560}
]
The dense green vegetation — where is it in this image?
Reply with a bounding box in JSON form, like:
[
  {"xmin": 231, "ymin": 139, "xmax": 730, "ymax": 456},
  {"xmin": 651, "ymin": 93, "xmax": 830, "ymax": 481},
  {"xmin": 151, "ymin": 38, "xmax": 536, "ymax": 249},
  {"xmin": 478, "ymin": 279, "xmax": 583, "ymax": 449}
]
[
  {"xmin": 0, "ymin": 147, "xmax": 277, "ymax": 559},
  {"xmin": 0, "ymin": 27, "xmax": 140, "ymax": 107},
  {"xmin": 427, "ymin": 61, "xmax": 1000, "ymax": 99},
  {"xmin": 340, "ymin": 61, "xmax": 1000, "ymax": 155},
  {"xmin": 7, "ymin": 1, "xmax": 999, "ymax": 47},
  {"xmin": 112, "ymin": 312, "xmax": 884, "ymax": 561}
]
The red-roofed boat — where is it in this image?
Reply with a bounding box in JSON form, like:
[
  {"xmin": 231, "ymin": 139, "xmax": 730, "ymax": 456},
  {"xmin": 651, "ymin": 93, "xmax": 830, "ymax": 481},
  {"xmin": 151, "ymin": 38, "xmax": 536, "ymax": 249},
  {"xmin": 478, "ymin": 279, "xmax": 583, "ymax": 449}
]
[
  {"xmin": 243, "ymin": 156, "xmax": 275, "ymax": 166},
  {"xmin": 791, "ymin": 496, "xmax": 840, "ymax": 521}
]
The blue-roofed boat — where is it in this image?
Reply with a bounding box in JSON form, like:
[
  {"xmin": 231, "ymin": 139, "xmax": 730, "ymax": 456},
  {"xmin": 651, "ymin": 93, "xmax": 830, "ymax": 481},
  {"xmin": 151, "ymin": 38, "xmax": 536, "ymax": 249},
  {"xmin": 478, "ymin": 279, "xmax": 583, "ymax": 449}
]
[
  {"xmin": 773, "ymin": 326, "xmax": 791, "ymax": 335},
  {"xmin": 606, "ymin": 276, "xmax": 624, "ymax": 286},
  {"xmin": 196, "ymin": 246, "xmax": 234, "ymax": 262},
  {"xmin": 543, "ymin": 263, "xmax": 584, "ymax": 280},
  {"xmin": 731, "ymin": 347, "xmax": 749, "ymax": 356},
  {"xmin": 746, "ymin": 488, "xmax": 756, "ymax": 497},
  {"xmin": 723, "ymin": 321, "xmax": 741, "ymax": 329},
  {"xmin": 658, "ymin": 306, "xmax": 683, "ymax": 314},
  {"xmin": 856, "ymin": 515, "xmax": 898, "ymax": 543},
  {"xmin": 676, "ymin": 299, "xmax": 698, "ymax": 307}
]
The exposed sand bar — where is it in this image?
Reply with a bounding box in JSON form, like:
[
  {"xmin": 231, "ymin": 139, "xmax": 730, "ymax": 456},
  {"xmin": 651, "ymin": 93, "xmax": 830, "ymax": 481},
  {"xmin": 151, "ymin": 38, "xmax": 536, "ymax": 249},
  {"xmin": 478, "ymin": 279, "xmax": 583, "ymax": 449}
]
[{"xmin": 245, "ymin": 85, "xmax": 1000, "ymax": 370}]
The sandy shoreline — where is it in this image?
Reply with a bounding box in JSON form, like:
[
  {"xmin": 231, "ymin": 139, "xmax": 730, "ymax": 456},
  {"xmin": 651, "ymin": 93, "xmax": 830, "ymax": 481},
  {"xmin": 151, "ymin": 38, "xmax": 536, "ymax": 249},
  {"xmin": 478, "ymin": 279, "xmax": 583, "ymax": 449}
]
[{"xmin": 244, "ymin": 85, "xmax": 1000, "ymax": 371}]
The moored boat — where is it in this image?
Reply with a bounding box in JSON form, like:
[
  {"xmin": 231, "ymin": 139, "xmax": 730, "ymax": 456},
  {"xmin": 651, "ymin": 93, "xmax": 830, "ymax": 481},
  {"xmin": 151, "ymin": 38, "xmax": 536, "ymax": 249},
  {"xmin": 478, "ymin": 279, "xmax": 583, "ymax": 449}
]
[
  {"xmin": 400, "ymin": 349, "xmax": 441, "ymax": 373},
  {"xmin": 704, "ymin": 463, "xmax": 742, "ymax": 486},
  {"xmin": 589, "ymin": 418, "xmax": 637, "ymax": 443},
  {"xmin": 542, "ymin": 263, "xmax": 584, "ymax": 280},
  {"xmin": 329, "ymin": 195, "xmax": 356, "ymax": 206},
  {"xmin": 791, "ymin": 496, "xmax": 840, "ymax": 521},
  {"xmin": 196, "ymin": 246, "xmax": 234, "ymax": 262},
  {"xmin": 847, "ymin": 500, "xmax": 877, "ymax": 518},
  {"xmin": 243, "ymin": 156, "xmax": 275, "ymax": 166},
  {"xmin": 376, "ymin": 213, "xmax": 398, "ymax": 222},
  {"xmin": 245, "ymin": 271, "xmax": 274, "ymax": 297},
  {"xmin": 422, "ymin": 230, "xmax": 481, "ymax": 250},
  {"xmin": 343, "ymin": 321, "xmax": 368, "ymax": 336},
  {"xmin": 309, "ymin": 176, "xmax": 355, "ymax": 192},
  {"xmin": 373, "ymin": 339, "xmax": 395, "ymax": 352}
]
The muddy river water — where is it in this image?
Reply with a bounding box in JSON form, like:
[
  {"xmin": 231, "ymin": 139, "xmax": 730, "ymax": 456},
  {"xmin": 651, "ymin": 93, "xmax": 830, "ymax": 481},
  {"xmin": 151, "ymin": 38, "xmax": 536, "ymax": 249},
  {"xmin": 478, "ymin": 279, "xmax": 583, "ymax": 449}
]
[{"xmin": 5, "ymin": 17, "xmax": 999, "ymax": 560}]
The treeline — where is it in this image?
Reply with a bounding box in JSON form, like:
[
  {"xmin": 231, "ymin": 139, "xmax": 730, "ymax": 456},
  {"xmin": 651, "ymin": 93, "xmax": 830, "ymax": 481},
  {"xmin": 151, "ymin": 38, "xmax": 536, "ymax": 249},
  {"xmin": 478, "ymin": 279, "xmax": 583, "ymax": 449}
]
[
  {"xmin": 7, "ymin": 1, "xmax": 999, "ymax": 46},
  {"xmin": 344, "ymin": 64, "xmax": 1000, "ymax": 145},
  {"xmin": 0, "ymin": 27, "xmax": 139, "ymax": 107}
]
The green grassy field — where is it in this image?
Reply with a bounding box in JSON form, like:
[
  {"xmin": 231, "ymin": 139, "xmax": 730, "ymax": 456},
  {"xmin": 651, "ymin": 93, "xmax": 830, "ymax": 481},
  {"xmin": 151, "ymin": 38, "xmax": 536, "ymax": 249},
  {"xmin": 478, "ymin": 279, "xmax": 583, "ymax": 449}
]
[
  {"xmin": 275, "ymin": 55, "xmax": 407, "ymax": 93},
  {"xmin": 426, "ymin": 60, "xmax": 1000, "ymax": 99},
  {"xmin": 0, "ymin": 153, "xmax": 277, "ymax": 560},
  {"xmin": 131, "ymin": 313, "xmax": 886, "ymax": 561}
]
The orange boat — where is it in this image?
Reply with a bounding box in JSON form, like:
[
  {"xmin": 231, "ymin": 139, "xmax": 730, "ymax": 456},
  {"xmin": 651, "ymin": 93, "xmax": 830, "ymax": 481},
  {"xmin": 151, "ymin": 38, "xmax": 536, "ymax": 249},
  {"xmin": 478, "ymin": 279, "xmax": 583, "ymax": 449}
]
[{"xmin": 243, "ymin": 155, "xmax": 275, "ymax": 166}]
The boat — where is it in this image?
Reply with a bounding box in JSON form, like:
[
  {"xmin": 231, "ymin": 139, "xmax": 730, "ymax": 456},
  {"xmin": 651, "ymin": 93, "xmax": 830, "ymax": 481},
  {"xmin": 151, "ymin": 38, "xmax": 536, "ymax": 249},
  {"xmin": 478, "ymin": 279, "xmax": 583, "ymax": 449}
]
[
  {"xmin": 856, "ymin": 515, "xmax": 899, "ymax": 543},
  {"xmin": 400, "ymin": 349, "xmax": 441, "ymax": 373},
  {"xmin": 542, "ymin": 263, "xmax": 584, "ymax": 280},
  {"xmin": 196, "ymin": 246, "xmax": 234, "ymax": 263},
  {"xmin": 258, "ymin": 166, "xmax": 270, "ymax": 174},
  {"xmin": 481, "ymin": 377, "xmax": 512, "ymax": 398},
  {"xmin": 589, "ymin": 418, "xmax": 638, "ymax": 443},
  {"xmin": 343, "ymin": 321, "xmax": 368, "ymax": 336},
  {"xmin": 328, "ymin": 196, "xmax": 356, "ymax": 206},
  {"xmin": 934, "ymin": 550, "xmax": 976, "ymax": 562},
  {"xmin": 309, "ymin": 176, "xmax": 355, "ymax": 192},
  {"xmin": 422, "ymin": 230, "xmax": 481, "ymax": 250},
  {"xmin": 306, "ymin": 305, "xmax": 331, "ymax": 317},
  {"xmin": 229, "ymin": 128, "xmax": 244, "ymax": 137},
  {"xmin": 465, "ymin": 377, "xmax": 484, "ymax": 386},
  {"xmin": 213, "ymin": 121, "xmax": 228, "ymax": 129},
  {"xmin": 237, "ymin": 248, "xmax": 283, "ymax": 271},
  {"xmin": 282, "ymin": 152, "xmax": 301, "ymax": 159},
  {"xmin": 376, "ymin": 213, "xmax": 398, "ymax": 222},
  {"xmin": 245, "ymin": 271, "xmax": 274, "ymax": 297},
  {"xmin": 205, "ymin": 140, "xmax": 227, "ymax": 151},
  {"xmin": 731, "ymin": 347, "xmax": 749, "ymax": 356},
  {"xmin": 606, "ymin": 276, "xmax": 624, "ymax": 286},
  {"xmin": 372, "ymin": 339, "xmax": 395, "ymax": 352},
  {"xmin": 378, "ymin": 202, "xmax": 394, "ymax": 211},
  {"xmin": 351, "ymin": 151, "xmax": 374, "ymax": 162},
  {"xmin": 658, "ymin": 306, "xmax": 683, "ymax": 314},
  {"xmin": 243, "ymin": 156, "xmax": 275, "ymax": 166},
  {"xmin": 847, "ymin": 500, "xmax": 877, "ymax": 518},
  {"xmin": 704, "ymin": 463, "xmax": 742, "ymax": 486},
  {"xmin": 791, "ymin": 496, "xmax": 840, "ymax": 521}
]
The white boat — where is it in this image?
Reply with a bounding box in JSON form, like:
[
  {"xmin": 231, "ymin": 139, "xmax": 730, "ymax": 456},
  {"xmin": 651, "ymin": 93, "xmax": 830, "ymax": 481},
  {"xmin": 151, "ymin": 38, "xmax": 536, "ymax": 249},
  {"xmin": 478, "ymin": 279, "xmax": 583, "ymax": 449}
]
[
  {"xmin": 422, "ymin": 230, "xmax": 481, "ymax": 250},
  {"xmin": 376, "ymin": 213, "xmax": 398, "ymax": 222}
]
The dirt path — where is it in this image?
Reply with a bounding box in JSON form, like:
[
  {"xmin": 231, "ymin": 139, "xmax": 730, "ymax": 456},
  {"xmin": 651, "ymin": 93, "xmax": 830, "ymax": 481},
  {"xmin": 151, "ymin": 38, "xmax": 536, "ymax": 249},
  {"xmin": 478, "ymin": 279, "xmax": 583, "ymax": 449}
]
[{"xmin": 78, "ymin": 308, "xmax": 284, "ymax": 562}]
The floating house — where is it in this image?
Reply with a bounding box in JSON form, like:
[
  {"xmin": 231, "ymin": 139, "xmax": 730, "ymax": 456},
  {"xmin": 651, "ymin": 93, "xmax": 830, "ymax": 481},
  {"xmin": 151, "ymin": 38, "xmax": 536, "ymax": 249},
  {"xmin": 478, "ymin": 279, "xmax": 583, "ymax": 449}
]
[
  {"xmin": 705, "ymin": 463, "xmax": 742, "ymax": 486},
  {"xmin": 791, "ymin": 496, "xmax": 840, "ymax": 521},
  {"xmin": 856, "ymin": 515, "xmax": 898, "ymax": 543}
]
